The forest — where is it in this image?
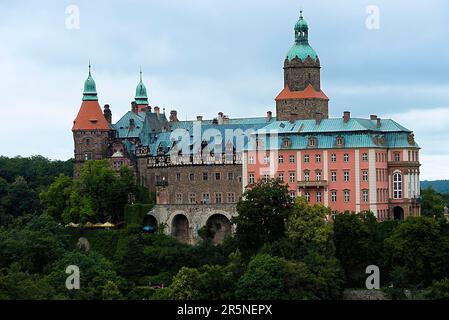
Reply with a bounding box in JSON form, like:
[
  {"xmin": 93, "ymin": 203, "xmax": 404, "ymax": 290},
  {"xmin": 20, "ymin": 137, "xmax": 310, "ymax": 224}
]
[{"xmin": 1, "ymin": 156, "xmax": 449, "ymax": 300}]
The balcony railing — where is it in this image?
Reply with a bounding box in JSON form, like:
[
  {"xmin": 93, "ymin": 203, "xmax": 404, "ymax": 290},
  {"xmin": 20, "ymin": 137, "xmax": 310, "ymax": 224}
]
[{"xmin": 297, "ymin": 180, "xmax": 328, "ymax": 188}]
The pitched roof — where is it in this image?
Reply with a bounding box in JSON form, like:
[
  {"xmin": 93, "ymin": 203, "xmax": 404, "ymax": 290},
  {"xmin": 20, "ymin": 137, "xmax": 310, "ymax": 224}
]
[
  {"xmin": 275, "ymin": 84, "xmax": 329, "ymax": 101},
  {"xmin": 72, "ymin": 100, "xmax": 110, "ymax": 131}
]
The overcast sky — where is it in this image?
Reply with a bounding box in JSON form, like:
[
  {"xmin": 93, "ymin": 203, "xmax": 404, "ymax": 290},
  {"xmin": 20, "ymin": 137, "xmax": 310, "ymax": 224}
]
[{"xmin": 0, "ymin": 0, "xmax": 448, "ymax": 180}]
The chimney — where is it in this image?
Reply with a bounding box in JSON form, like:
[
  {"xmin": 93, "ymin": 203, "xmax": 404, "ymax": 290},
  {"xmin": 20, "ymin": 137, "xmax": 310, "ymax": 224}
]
[
  {"xmin": 377, "ymin": 118, "xmax": 382, "ymax": 128},
  {"xmin": 103, "ymin": 104, "xmax": 112, "ymax": 124},
  {"xmin": 218, "ymin": 112, "xmax": 224, "ymax": 124},
  {"xmin": 223, "ymin": 115, "xmax": 230, "ymax": 124},
  {"xmin": 154, "ymin": 106, "xmax": 160, "ymax": 118},
  {"xmin": 169, "ymin": 110, "xmax": 179, "ymax": 122},
  {"xmin": 370, "ymin": 114, "xmax": 378, "ymax": 120},
  {"xmin": 315, "ymin": 112, "xmax": 323, "ymax": 125},
  {"xmin": 343, "ymin": 111, "xmax": 350, "ymax": 123},
  {"xmin": 131, "ymin": 101, "xmax": 137, "ymax": 114},
  {"xmin": 267, "ymin": 111, "xmax": 273, "ymax": 121},
  {"xmin": 196, "ymin": 115, "xmax": 203, "ymax": 122}
]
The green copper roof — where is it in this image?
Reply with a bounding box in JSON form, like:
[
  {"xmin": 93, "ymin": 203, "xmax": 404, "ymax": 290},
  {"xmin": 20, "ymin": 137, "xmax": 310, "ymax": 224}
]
[
  {"xmin": 82, "ymin": 65, "xmax": 98, "ymax": 101},
  {"xmin": 286, "ymin": 43, "xmax": 318, "ymax": 61},
  {"xmin": 135, "ymin": 70, "xmax": 148, "ymax": 105},
  {"xmin": 286, "ymin": 11, "xmax": 319, "ymax": 62}
]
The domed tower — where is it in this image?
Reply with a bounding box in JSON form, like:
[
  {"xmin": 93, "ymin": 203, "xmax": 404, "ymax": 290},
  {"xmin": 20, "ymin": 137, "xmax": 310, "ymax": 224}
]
[
  {"xmin": 276, "ymin": 11, "xmax": 329, "ymax": 121},
  {"xmin": 72, "ymin": 64, "xmax": 112, "ymax": 178},
  {"xmin": 134, "ymin": 69, "xmax": 149, "ymax": 113}
]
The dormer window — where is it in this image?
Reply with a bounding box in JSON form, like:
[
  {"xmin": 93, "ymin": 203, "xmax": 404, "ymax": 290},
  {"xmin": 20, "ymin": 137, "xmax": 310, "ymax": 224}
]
[
  {"xmin": 336, "ymin": 136, "xmax": 344, "ymax": 146},
  {"xmin": 282, "ymin": 138, "xmax": 291, "ymax": 148},
  {"xmin": 308, "ymin": 137, "xmax": 317, "ymax": 148}
]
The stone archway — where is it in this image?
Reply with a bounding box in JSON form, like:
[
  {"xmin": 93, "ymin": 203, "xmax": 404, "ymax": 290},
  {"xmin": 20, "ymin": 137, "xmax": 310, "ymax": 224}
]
[
  {"xmin": 143, "ymin": 215, "xmax": 158, "ymax": 234},
  {"xmin": 171, "ymin": 214, "xmax": 190, "ymax": 243},
  {"xmin": 206, "ymin": 214, "xmax": 232, "ymax": 245},
  {"xmin": 393, "ymin": 206, "xmax": 404, "ymax": 220}
]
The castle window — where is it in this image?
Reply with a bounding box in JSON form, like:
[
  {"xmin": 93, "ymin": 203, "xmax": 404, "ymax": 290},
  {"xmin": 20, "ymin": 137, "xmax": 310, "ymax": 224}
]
[
  {"xmin": 305, "ymin": 192, "xmax": 310, "ymax": 202},
  {"xmin": 249, "ymin": 173, "xmax": 255, "ymax": 184},
  {"xmin": 290, "ymin": 191, "xmax": 296, "ymax": 201},
  {"xmin": 289, "ymin": 172, "xmax": 295, "ymax": 183},
  {"xmin": 189, "ymin": 173, "xmax": 195, "ymax": 181},
  {"xmin": 315, "ymin": 154, "xmax": 321, "ymax": 163},
  {"xmin": 176, "ymin": 193, "xmax": 183, "ymax": 204},
  {"xmin": 362, "ymin": 190, "xmax": 369, "ymax": 202},
  {"xmin": 249, "ymin": 156, "xmax": 255, "ymax": 164},
  {"xmin": 343, "ymin": 153, "xmax": 349, "ymax": 162},
  {"xmin": 304, "ymin": 170, "xmax": 310, "ymax": 181},
  {"xmin": 227, "ymin": 192, "xmax": 235, "ymax": 203},
  {"xmin": 189, "ymin": 193, "xmax": 196, "ymax": 204},
  {"xmin": 215, "ymin": 172, "xmax": 221, "ymax": 180},
  {"xmin": 202, "ymin": 193, "xmax": 210, "ymax": 204},
  {"xmin": 344, "ymin": 190, "xmax": 350, "ymax": 202},
  {"xmin": 176, "ymin": 173, "xmax": 181, "ymax": 181},
  {"xmin": 393, "ymin": 172, "xmax": 402, "ymax": 199},
  {"xmin": 336, "ymin": 137, "xmax": 344, "ymax": 146},
  {"xmin": 228, "ymin": 172, "xmax": 234, "ymax": 180},
  {"xmin": 308, "ymin": 137, "xmax": 317, "ymax": 147},
  {"xmin": 362, "ymin": 170, "xmax": 368, "ymax": 181},
  {"xmin": 316, "ymin": 191, "xmax": 322, "ymax": 203},
  {"xmin": 331, "ymin": 153, "xmax": 336, "ymax": 162},
  {"xmin": 278, "ymin": 172, "xmax": 284, "ymax": 182},
  {"xmin": 215, "ymin": 193, "xmax": 222, "ymax": 204},
  {"xmin": 289, "ymin": 155, "xmax": 295, "ymax": 163},
  {"xmin": 331, "ymin": 190, "xmax": 337, "ymax": 202},
  {"xmin": 203, "ymin": 172, "xmax": 208, "ymax": 181},
  {"xmin": 362, "ymin": 153, "xmax": 368, "ymax": 161},
  {"xmin": 315, "ymin": 171, "xmax": 321, "ymax": 181},
  {"xmin": 84, "ymin": 152, "xmax": 92, "ymax": 161},
  {"xmin": 331, "ymin": 171, "xmax": 337, "ymax": 182},
  {"xmin": 262, "ymin": 174, "xmax": 270, "ymax": 182},
  {"xmin": 344, "ymin": 171, "xmax": 350, "ymax": 182},
  {"xmin": 282, "ymin": 138, "xmax": 291, "ymax": 148},
  {"xmin": 278, "ymin": 155, "xmax": 284, "ymax": 164},
  {"xmin": 394, "ymin": 152, "xmax": 400, "ymax": 162},
  {"xmin": 304, "ymin": 154, "xmax": 310, "ymax": 163}
]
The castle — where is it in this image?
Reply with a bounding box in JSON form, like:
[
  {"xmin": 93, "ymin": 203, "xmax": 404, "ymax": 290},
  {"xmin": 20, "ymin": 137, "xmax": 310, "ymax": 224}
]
[{"xmin": 72, "ymin": 12, "xmax": 421, "ymax": 244}]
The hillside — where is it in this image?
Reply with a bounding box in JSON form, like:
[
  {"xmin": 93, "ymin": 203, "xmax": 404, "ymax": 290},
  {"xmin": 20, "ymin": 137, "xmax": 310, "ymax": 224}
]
[{"xmin": 421, "ymin": 180, "xmax": 449, "ymax": 194}]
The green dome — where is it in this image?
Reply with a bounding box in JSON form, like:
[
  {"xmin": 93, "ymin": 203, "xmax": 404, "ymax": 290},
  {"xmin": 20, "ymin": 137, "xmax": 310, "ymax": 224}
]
[
  {"xmin": 286, "ymin": 11, "xmax": 318, "ymax": 62},
  {"xmin": 286, "ymin": 43, "xmax": 318, "ymax": 61},
  {"xmin": 135, "ymin": 71, "xmax": 148, "ymax": 105},
  {"xmin": 82, "ymin": 65, "xmax": 98, "ymax": 101}
]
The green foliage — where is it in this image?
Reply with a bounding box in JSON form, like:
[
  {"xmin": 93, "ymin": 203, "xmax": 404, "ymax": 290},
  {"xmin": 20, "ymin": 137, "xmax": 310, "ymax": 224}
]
[
  {"xmin": 233, "ymin": 179, "xmax": 292, "ymax": 256},
  {"xmin": 0, "ymin": 215, "xmax": 70, "ymax": 273},
  {"xmin": 333, "ymin": 212, "xmax": 379, "ymax": 284},
  {"xmin": 421, "ymin": 186, "xmax": 447, "ymax": 218},
  {"xmin": 287, "ymin": 197, "xmax": 335, "ymax": 257},
  {"xmin": 424, "ymin": 278, "xmax": 449, "ymax": 300},
  {"xmin": 45, "ymin": 250, "xmax": 125, "ymax": 300},
  {"xmin": 124, "ymin": 203, "xmax": 154, "ymax": 229},
  {"xmin": 384, "ymin": 217, "xmax": 449, "ymax": 287},
  {"xmin": 40, "ymin": 174, "xmax": 73, "ymax": 221}
]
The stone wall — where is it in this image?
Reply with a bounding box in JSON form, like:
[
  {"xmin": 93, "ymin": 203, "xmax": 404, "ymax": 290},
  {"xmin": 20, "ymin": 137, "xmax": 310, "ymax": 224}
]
[
  {"xmin": 137, "ymin": 162, "xmax": 243, "ymax": 205},
  {"xmin": 148, "ymin": 203, "xmax": 237, "ymax": 244},
  {"xmin": 276, "ymin": 98, "xmax": 329, "ymax": 121}
]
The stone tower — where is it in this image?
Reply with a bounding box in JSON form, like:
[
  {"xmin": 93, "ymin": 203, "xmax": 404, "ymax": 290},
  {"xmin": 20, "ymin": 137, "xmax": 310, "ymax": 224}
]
[
  {"xmin": 72, "ymin": 64, "xmax": 112, "ymax": 178},
  {"xmin": 134, "ymin": 69, "xmax": 149, "ymax": 113},
  {"xmin": 276, "ymin": 11, "xmax": 329, "ymax": 121}
]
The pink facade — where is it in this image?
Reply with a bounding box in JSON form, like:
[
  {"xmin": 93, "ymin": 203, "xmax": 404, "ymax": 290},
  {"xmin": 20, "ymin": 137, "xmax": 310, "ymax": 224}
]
[{"xmin": 244, "ymin": 141, "xmax": 421, "ymax": 220}]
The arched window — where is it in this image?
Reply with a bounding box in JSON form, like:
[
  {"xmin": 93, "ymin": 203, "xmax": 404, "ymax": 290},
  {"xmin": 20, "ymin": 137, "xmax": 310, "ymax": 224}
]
[{"xmin": 393, "ymin": 172, "xmax": 402, "ymax": 199}]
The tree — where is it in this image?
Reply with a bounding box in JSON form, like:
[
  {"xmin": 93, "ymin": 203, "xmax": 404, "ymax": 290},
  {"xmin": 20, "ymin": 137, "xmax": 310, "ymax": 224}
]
[
  {"xmin": 424, "ymin": 278, "xmax": 449, "ymax": 300},
  {"xmin": 45, "ymin": 251, "xmax": 125, "ymax": 300},
  {"xmin": 232, "ymin": 179, "xmax": 292, "ymax": 255},
  {"xmin": 333, "ymin": 212, "xmax": 377, "ymax": 284},
  {"xmin": 40, "ymin": 174, "xmax": 73, "ymax": 221},
  {"xmin": 6, "ymin": 176, "xmax": 40, "ymax": 217},
  {"xmin": 286, "ymin": 196, "xmax": 334, "ymax": 258},
  {"xmin": 421, "ymin": 186, "xmax": 446, "ymax": 218},
  {"xmin": 384, "ymin": 217, "xmax": 449, "ymax": 288}
]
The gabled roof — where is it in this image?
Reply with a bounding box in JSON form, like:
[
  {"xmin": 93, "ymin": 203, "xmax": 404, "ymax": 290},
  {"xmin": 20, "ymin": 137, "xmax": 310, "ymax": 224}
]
[
  {"xmin": 275, "ymin": 84, "xmax": 329, "ymax": 101},
  {"xmin": 72, "ymin": 100, "xmax": 110, "ymax": 131},
  {"xmin": 113, "ymin": 111, "xmax": 145, "ymax": 138}
]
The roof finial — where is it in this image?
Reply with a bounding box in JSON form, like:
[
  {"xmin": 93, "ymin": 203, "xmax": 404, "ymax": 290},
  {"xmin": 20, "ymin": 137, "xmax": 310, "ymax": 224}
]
[
  {"xmin": 139, "ymin": 66, "xmax": 143, "ymax": 82},
  {"xmin": 88, "ymin": 60, "xmax": 92, "ymax": 76},
  {"xmin": 300, "ymin": 8, "xmax": 303, "ymax": 19}
]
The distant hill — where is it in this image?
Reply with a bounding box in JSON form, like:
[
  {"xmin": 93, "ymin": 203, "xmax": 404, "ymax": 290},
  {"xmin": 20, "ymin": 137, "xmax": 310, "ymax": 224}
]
[{"xmin": 421, "ymin": 180, "xmax": 449, "ymax": 194}]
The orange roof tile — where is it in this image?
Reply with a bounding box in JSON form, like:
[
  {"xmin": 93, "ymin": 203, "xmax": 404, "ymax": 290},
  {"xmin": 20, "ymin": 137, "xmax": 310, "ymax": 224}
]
[
  {"xmin": 275, "ymin": 84, "xmax": 329, "ymax": 101},
  {"xmin": 72, "ymin": 100, "xmax": 111, "ymax": 131}
]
